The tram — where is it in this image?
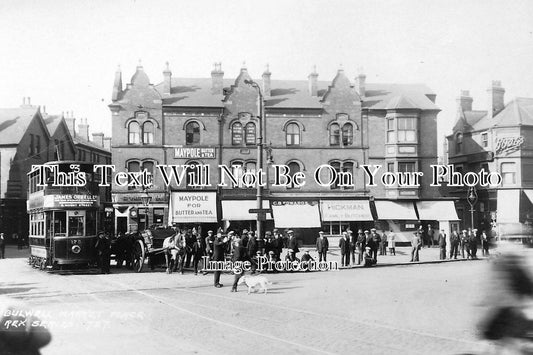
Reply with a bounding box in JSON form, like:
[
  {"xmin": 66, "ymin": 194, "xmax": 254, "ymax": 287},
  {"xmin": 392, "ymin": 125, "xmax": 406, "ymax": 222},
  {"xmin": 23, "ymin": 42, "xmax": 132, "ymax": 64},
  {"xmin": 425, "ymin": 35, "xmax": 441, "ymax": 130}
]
[{"xmin": 27, "ymin": 161, "xmax": 104, "ymax": 270}]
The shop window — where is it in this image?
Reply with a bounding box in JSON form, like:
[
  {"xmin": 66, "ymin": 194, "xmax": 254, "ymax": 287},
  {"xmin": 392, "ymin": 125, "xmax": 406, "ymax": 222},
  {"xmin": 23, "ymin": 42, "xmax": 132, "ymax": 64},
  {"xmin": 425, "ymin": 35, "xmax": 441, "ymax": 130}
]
[
  {"xmin": 128, "ymin": 121, "xmax": 141, "ymax": 144},
  {"xmin": 143, "ymin": 121, "xmax": 154, "ymax": 144},
  {"xmin": 325, "ymin": 221, "xmax": 350, "ymax": 236},
  {"xmin": 186, "ymin": 122, "xmax": 200, "ymax": 145},
  {"xmin": 330, "ymin": 124, "xmax": 340, "ymax": 146},
  {"xmin": 232, "ymin": 122, "xmax": 243, "ymax": 145},
  {"xmin": 481, "ymin": 132, "xmax": 488, "ymax": 148},
  {"xmin": 330, "ymin": 161, "xmax": 355, "ymax": 190},
  {"xmin": 501, "ymin": 162, "xmax": 516, "ymax": 185},
  {"xmin": 142, "ymin": 161, "xmax": 154, "ymax": 187},
  {"xmin": 153, "ymin": 208, "xmax": 164, "ymax": 225},
  {"xmin": 455, "ymin": 133, "xmax": 463, "ymax": 154},
  {"xmin": 398, "ymin": 117, "xmax": 416, "ymax": 142},
  {"xmin": 342, "ymin": 124, "xmax": 353, "ymax": 146},
  {"xmin": 286, "ymin": 123, "xmax": 300, "ymax": 146},
  {"xmin": 387, "ymin": 118, "xmax": 395, "ymax": 143},
  {"xmin": 398, "ymin": 162, "xmax": 416, "ymax": 173}
]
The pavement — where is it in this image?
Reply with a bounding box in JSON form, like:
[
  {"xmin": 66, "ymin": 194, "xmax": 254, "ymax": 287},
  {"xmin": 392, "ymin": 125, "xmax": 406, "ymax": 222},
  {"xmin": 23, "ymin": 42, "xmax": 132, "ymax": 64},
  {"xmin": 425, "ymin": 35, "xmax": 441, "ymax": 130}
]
[{"xmin": 0, "ymin": 243, "xmax": 513, "ymax": 354}]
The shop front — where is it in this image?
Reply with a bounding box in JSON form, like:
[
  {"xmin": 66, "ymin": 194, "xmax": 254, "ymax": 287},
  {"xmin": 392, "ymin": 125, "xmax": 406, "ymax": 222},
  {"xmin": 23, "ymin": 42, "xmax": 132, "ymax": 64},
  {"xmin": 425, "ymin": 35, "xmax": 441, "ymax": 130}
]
[
  {"xmin": 168, "ymin": 190, "xmax": 219, "ymax": 232},
  {"xmin": 221, "ymin": 199, "xmax": 272, "ymax": 233},
  {"xmin": 496, "ymin": 189, "xmax": 533, "ymax": 242},
  {"xmin": 271, "ymin": 200, "xmax": 321, "ymax": 244},
  {"xmin": 319, "ymin": 200, "xmax": 374, "ymax": 245},
  {"xmin": 374, "ymin": 200, "xmax": 419, "ymax": 243}
]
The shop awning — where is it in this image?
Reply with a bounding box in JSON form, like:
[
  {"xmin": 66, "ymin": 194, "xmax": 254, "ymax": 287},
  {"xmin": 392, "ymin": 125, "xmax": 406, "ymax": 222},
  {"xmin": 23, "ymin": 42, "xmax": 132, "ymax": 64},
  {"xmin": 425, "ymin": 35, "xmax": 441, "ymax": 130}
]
[
  {"xmin": 170, "ymin": 191, "xmax": 218, "ymax": 223},
  {"xmin": 497, "ymin": 189, "xmax": 520, "ymax": 223},
  {"xmin": 271, "ymin": 201, "xmax": 321, "ymax": 228},
  {"xmin": 416, "ymin": 201, "xmax": 459, "ymax": 221},
  {"xmin": 320, "ymin": 200, "xmax": 373, "ymax": 221},
  {"xmin": 222, "ymin": 200, "xmax": 272, "ymax": 220},
  {"xmin": 523, "ymin": 190, "xmax": 533, "ymax": 204},
  {"xmin": 374, "ymin": 201, "xmax": 418, "ymax": 220}
]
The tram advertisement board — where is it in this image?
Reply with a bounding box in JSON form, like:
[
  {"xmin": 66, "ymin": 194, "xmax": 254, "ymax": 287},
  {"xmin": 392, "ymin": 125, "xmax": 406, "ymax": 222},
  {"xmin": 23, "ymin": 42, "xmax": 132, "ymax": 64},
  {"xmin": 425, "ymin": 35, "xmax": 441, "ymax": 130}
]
[{"xmin": 43, "ymin": 194, "xmax": 99, "ymax": 208}]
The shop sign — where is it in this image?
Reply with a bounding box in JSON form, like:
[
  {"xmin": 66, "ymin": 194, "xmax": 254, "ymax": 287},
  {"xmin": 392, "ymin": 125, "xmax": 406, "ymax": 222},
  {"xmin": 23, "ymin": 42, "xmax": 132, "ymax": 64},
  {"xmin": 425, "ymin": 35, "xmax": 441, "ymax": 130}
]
[
  {"xmin": 495, "ymin": 136, "xmax": 524, "ymax": 155},
  {"xmin": 170, "ymin": 191, "xmax": 217, "ymax": 223},
  {"xmin": 113, "ymin": 192, "xmax": 168, "ymax": 204},
  {"xmin": 320, "ymin": 200, "xmax": 373, "ymax": 221},
  {"xmin": 174, "ymin": 147, "xmax": 216, "ymax": 159},
  {"xmin": 43, "ymin": 194, "xmax": 99, "ymax": 208}
]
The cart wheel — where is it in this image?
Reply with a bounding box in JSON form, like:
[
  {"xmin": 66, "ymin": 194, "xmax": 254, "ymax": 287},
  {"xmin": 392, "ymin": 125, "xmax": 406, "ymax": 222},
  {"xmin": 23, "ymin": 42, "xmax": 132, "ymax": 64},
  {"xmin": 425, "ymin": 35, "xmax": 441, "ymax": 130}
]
[{"xmin": 132, "ymin": 239, "xmax": 145, "ymax": 273}]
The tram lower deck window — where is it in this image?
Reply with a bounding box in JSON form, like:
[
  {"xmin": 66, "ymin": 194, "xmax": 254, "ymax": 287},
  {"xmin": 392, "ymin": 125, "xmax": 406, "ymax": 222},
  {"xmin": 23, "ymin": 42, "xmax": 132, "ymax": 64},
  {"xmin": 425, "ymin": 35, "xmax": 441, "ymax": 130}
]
[
  {"xmin": 68, "ymin": 215, "xmax": 84, "ymax": 236},
  {"xmin": 53, "ymin": 211, "xmax": 67, "ymax": 236}
]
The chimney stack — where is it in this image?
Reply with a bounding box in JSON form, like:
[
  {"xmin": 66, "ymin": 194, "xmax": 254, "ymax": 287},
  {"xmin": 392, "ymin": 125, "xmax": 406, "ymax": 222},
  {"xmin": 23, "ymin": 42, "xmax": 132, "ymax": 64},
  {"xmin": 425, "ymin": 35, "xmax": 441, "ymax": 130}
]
[
  {"xmin": 308, "ymin": 65, "xmax": 318, "ymax": 96},
  {"xmin": 92, "ymin": 133, "xmax": 104, "ymax": 147},
  {"xmin": 457, "ymin": 90, "xmax": 473, "ymax": 112},
  {"xmin": 65, "ymin": 116, "xmax": 76, "ymax": 137},
  {"xmin": 262, "ymin": 64, "xmax": 271, "ymax": 97},
  {"xmin": 356, "ymin": 73, "xmax": 366, "ymax": 98},
  {"xmin": 487, "ymin": 80, "xmax": 505, "ymax": 119},
  {"xmin": 211, "ymin": 62, "xmax": 224, "ymax": 94},
  {"xmin": 112, "ymin": 65, "xmax": 122, "ymax": 101},
  {"xmin": 162, "ymin": 61, "xmax": 172, "ymax": 95},
  {"xmin": 78, "ymin": 118, "xmax": 89, "ymax": 141},
  {"xmin": 103, "ymin": 137, "xmax": 112, "ymax": 151}
]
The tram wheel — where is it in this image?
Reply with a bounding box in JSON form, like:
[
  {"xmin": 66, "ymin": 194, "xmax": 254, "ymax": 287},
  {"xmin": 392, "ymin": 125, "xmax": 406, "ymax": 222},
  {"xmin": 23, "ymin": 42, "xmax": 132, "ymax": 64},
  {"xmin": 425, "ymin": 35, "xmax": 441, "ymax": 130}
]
[{"xmin": 132, "ymin": 239, "xmax": 145, "ymax": 273}]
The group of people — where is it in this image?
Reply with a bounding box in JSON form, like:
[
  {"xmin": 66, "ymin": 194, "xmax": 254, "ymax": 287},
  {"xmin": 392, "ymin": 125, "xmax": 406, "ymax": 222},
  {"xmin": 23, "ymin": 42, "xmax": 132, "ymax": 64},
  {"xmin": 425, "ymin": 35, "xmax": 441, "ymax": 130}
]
[
  {"xmin": 333, "ymin": 228, "xmax": 396, "ymax": 268},
  {"xmin": 161, "ymin": 227, "xmax": 299, "ymax": 289}
]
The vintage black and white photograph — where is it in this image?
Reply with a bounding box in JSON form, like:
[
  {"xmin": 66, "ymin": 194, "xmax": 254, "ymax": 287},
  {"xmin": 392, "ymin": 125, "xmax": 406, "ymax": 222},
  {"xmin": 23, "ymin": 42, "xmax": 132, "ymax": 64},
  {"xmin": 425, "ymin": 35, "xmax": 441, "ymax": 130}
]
[{"xmin": 1, "ymin": 0, "xmax": 533, "ymax": 354}]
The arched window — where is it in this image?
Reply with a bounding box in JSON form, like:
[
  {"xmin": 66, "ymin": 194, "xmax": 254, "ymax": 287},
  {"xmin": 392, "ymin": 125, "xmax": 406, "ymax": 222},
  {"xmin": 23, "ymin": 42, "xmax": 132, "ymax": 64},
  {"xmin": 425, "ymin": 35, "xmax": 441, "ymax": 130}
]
[
  {"xmin": 142, "ymin": 161, "xmax": 154, "ymax": 187},
  {"xmin": 232, "ymin": 122, "xmax": 243, "ymax": 145},
  {"xmin": 287, "ymin": 161, "xmax": 301, "ymax": 189},
  {"xmin": 127, "ymin": 161, "xmax": 140, "ymax": 190},
  {"xmin": 245, "ymin": 122, "xmax": 256, "ymax": 145},
  {"xmin": 128, "ymin": 121, "xmax": 140, "ymax": 144},
  {"xmin": 330, "ymin": 161, "xmax": 355, "ymax": 190},
  {"xmin": 330, "ymin": 123, "xmax": 340, "ymax": 146},
  {"xmin": 143, "ymin": 121, "xmax": 154, "ymax": 144},
  {"xmin": 286, "ymin": 123, "xmax": 300, "ymax": 146},
  {"xmin": 456, "ymin": 133, "xmax": 463, "ymax": 154},
  {"xmin": 330, "ymin": 161, "xmax": 341, "ymax": 190},
  {"xmin": 342, "ymin": 123, "xmax": 353, "ymax": 146},
  {"xmin": 186, "ymin": 122, "xmax": 200, "ymax": 145}
]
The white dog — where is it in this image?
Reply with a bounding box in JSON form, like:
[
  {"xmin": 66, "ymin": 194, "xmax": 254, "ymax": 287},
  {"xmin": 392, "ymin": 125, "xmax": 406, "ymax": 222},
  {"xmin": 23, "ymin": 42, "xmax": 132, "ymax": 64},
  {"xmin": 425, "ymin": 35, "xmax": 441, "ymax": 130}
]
[{"xmin": 237, "ymin": 275, "xmax": 272, "ymax": 295}]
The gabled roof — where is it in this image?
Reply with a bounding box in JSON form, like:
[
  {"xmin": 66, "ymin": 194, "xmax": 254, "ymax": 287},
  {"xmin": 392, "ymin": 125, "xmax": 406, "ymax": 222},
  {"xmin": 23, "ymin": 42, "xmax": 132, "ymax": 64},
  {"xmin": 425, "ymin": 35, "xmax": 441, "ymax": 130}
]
[
  {"xmin": 0, "ymin": 107, "xmax": 43, "ymax": 145},
  {"xmin": 43, "ymin": 114, "xmax": 63, "ymax": 135},
  {"xmin": 154, "ymin": 77, "xmax": 439, "ymax": 111},
  {"xmin": 384, "ymin": 95, "xmax": 419, "ymax": 110},
  {"xmin": 73, "ymin": 136, "xmax": 111, "ymax": 154},
  {"xmin": 472, "ymin": 98, "xmax": 533, "ymax": 130}
]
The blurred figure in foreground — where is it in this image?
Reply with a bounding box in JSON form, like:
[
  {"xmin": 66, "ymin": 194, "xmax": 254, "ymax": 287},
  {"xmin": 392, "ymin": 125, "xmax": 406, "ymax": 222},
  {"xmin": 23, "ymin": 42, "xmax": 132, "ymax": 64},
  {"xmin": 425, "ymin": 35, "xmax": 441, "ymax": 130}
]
[
  {"xmin": 0, "ymin": 296, "xmax": 52, "ymax": 355},
  {"xmin": 478, "ymin": 243, "xmax": 533, "ymax": 354}
]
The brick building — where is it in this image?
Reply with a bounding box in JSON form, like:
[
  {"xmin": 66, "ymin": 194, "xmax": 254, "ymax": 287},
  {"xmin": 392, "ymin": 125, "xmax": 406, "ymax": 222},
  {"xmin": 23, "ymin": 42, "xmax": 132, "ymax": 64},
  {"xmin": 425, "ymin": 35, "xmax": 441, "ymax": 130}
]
[
  {"xmin": 446, "ymin": 81, "xmax": 533, "ymax": 240},
  {"xmin": 110, "ymin": 63, "xmax": 449, "ymax": 242}
]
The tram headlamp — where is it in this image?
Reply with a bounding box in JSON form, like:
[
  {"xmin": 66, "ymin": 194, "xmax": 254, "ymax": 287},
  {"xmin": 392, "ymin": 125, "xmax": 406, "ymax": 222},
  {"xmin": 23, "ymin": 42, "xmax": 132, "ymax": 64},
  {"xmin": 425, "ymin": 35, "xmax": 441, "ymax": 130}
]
[{"xmin": 71, "ymin": 245, "xmax": 81, "ymax": 254}]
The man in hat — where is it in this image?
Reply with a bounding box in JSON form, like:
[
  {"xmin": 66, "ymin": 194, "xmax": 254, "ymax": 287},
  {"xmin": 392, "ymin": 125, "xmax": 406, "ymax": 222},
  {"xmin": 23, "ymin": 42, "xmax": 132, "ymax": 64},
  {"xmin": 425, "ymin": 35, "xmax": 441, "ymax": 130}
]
[
  {"xmin": 339, "ymin": 231, "xmax": 350, "ymax": 267},
  {"xmin": 271, "ymin": 229, "xmax": 283, "ymax": 262},
  {"xmin": 213, "ymin": 231, "xmax": 228, "ymax": 288},
  {"xmin": 247, "ymin": 231, "xmax": 258, "ymax": 273},
  {"xmin": 241, "ymin": 229, "xmax": 249, "ymax": 249},
  {"xmin": 163, "ymin": 233, "xmax": 178, "ymax": 274},
  {"xmin": 192, "ymin": 235, "xmax": 206, "ymax": 275},
  {"xmin": 95, "ymin": 231, "xmax": 111, "ymax": 274},
  {"xmin": 369, "ymin": 228, "xmax": 381, "ymax": 263},
  {"xmin": 438, "ymin": 229, "xmax": 447, "ymax": 260},
  {"xmin": 316, "ymin": 231, "xmax": 329, "ymax": 262},
  {"xmin": 411, "ymin": 228, "xmax": 422, "ymax": 262},
  {"xmin": 363, "ymin": 246, "xmax": 375, "ymax": 267},
  {"xmin": 231, "ymin": 233, "xmax": 246, "ymax": 292},
  {"xmin": 205, "ymin": 230, "xmax": 215, "ymax": 261},
  {"xmin": 287, "ymin": 230, "xmax": 299, "ymax": 261},
  {"xmin": 356, "ymin": 230, "xmax": 366, "ymax": 265},
  {"xmin": 426, "ymin": 224, "xmax": 435, "ymax": 248}
]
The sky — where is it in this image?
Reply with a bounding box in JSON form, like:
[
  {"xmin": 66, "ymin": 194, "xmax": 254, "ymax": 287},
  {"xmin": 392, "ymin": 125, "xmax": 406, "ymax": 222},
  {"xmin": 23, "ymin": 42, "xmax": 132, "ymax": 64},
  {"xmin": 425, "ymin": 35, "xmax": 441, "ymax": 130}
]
[{"xmin": 1, "ymin": 0, "xmax": 532, "ymax": 155}]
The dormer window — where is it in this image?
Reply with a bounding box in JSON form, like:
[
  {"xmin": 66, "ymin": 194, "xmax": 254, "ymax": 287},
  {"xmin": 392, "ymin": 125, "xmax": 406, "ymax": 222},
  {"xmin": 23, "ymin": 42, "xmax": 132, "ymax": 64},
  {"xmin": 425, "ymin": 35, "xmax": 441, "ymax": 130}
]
[{"xmin": 456, "ymin": 133, "xmax": 463, "ymax": 154}]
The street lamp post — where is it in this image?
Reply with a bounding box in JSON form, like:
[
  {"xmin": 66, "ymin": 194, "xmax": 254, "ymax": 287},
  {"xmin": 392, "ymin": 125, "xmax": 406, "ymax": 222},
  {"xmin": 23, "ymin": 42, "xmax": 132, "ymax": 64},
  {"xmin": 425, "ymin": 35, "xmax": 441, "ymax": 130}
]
[
  {"xmin": 140, "ymin": 188, "xmax": 152, "ymax": 231},
  {"xmin": 244, "ymin": 79, "xmax": 265, "ymax": 239}
]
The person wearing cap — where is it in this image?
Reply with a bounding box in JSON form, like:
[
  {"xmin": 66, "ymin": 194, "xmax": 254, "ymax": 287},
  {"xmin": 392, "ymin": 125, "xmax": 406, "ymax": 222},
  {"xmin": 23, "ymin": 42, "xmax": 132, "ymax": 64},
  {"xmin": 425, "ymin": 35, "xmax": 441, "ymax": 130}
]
[
  {"xmin": 410, "ymin": 228, "xmax": 422, "ymax": 262},
  {"xmin": 95, "ymin": 231, "xmax": 111, "ymax": 274},
  {"xmin": 231, "ymin": 233, "xmax": 246, "ymax": 292},
  {"xmin": 438, "ymin": 229, "xmax": 447, "ymax": 260},
  {"xmin": 192, "ymin": 235, "xmax": 206, "ymax": 275},
  {"xmin": 469, "ymin": 228, "xmax": 479, "ymax": 259},
  {"xmin": 287, "ymin": 230, "xmax": 299, "ymax": 261},
  {"xmin": 426, "ymin": 224, "xmax": 435, "ymax": 248},
  {"xmin": 348, "ymin": 229, "xmax": 357, "ymax": 265},
  {"xmin": 205, "ymin": 230, "xmax": 215, "ymax": 260},
  {"xmin": 369, "ymin": 228, "xmax": 381, "ymax": 263},
  {"xmin": 241, "ymin": 229, "xmax": 249, "ymax": 249},
  {"xmin": 355, "ymin": 230, "xmax": 366, "ymax": 265},
  {"xmin": 450, "ymin": 229, "xmax": 460, "ymax": 259},
  {"xmin": 213, "ymin": 232, "xmax": 228, "ymax": 288},
  {"xmin": 264, "ymin": 231, "xmax": 273, "ymax": 256},
  {"xmin": 363, "ymin": 246, "xmax": 375, "ymax": 267},
  {"xmin": 316, "ymin": 231, "xmax": 329, "ymax": 262},
  {"xmin": 387, "ymin": 229, "xmax": 396, "ymax": 256},
  {"xmin": 247, "ymin": 232, "xmax": 258, "ymax": 273},
  {"xmin": 339, "ymin": 231, "xmax": 351, "ymax": 267},
  {"xmin": 461, "ymin": 229, "xmax": 471, "ymax": 259},
  {"xmin": 163, "ymin": 233, "xmax": 178, "ymax": 274},
  {"xmin": 270, "ymin": 230, "xmax": 283, "ymax": 262}
]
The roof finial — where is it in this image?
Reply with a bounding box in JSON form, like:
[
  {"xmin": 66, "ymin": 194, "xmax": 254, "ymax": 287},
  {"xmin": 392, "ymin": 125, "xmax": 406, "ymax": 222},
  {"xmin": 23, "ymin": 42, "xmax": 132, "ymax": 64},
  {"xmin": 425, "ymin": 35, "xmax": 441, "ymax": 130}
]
[
  {"xmin": 116, "ymin": 64, "xmax": 121, "ymax": 72},
  {"xmin": 242, "ymin": 61, "xmax": 247, "ymax": 69},
  {"xmin": 338, "ymin": 63, "xmax": 344, "ymax": 73},
  {"xmin": 137, "ymin": 59, "xmax": 143, "ymax": 69}
]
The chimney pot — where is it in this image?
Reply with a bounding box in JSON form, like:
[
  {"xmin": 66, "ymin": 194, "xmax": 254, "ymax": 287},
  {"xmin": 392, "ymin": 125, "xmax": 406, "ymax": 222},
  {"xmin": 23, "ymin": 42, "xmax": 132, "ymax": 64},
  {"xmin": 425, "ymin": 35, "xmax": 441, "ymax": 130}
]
[
  {"xmin": 487, "ymin": 80, "xmax": 505, "ymax": 119},
  {"xmin": 356, "ymin": 73, "xmax": 366, "ymax": 98},
  {"xmin": 262, "ymin": 64, "xmax": 271, "ymax": 97},
  {"xmin": 308, "ymin": 66, "xmax": 318, "ymax": 97},
  {"xmin": 457, "ymin": 90, "xmax": 473, "ymax": 112},
  {"xmin": 211, "ymin": 62, "xmax": 224, "ymax": 94}
]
